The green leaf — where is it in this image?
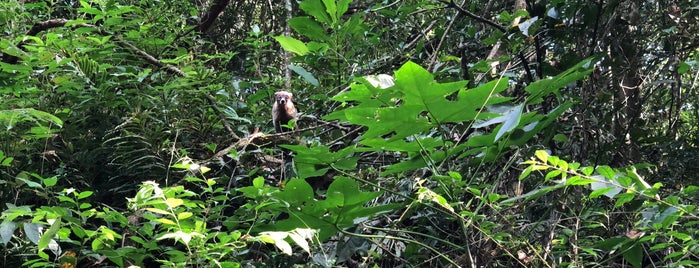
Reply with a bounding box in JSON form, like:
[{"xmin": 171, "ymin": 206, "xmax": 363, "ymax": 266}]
[
  {"xmin": 42, "ymin": 176, "xmax": 58, "ymax": 187},
  {"xmin": 336, "ymin": 0, "xmax": 352, "ymax": 19},
  {"xmin": 622, "ymin": 244, "xmax": 643, "ymax": 268},
  {"xmin": 299, "ymin": 0, "xmax": 332, "ymax": 25},
  {"xmin": 502, "ymin": 183, "xmax": 566, "ymax": 204},
  {"xmin": 77, "ymin": 191, "xmax": 94, "ymax": 200},
  {"xmin": 589, "ymin": 187, "xmax": 615, "ymax": 199},
  {"xmin": 252, "ymin": 176, "xmax": 265, "ymax": 188},
  {"xmin": 525, "ymin": 57, "xmax": 594, "ymax": 104},
  {"xmin": 38, "ymin": 217, "xmax": 61, "ymax": 253},
  {"xmin": 274, "ymin": 178, "xmax": 315, "ymax": 207},
  {"xmin": 177, "ymin": 212, "xmax": 193, "ymax": 220},
  {"xmin": 16, "ymin": 176, "xmax": 42, "ymax": 189},
  {"xmin": 614, "ymin": 193, "xmax": 636, "ymax": 207},
  {"xmin": 288, "ymin": 16, "xmax": 328, "ymax": 40},
  {"xmin": 565, "ymin": 176, "xmax": 595, "ymax": 186},
  {"xmin": 288, "ymin": 64, "xmax": 319, "ymax": 86},
  {"xmin": 590, "ymin": 175, "xmax": 623, "ymax": 198},
  {"xmin": 535, "ymin": 150, "xmax": 549, "ymax": 163},
  {"xmin": 417, "ymin": 187, "xmax": 454, "ymax": 212},
  {"xmin": 678, "ymin": 61, "xmax": 690, "ymax": 74},
  {"xmin": 544, "ymin": 170, "xmax": 561, "ymax": 181},
  {"xmin": 146, "ymin": 208, "xmax": 170, "ymax": 215},
  {"xmin": 596, "ymin": 166, "xmax": 615, "ymax": 179},
  {"xmin": 668, "ymin": 230, "xmax": 691, "ymax": 241},
  {"xmin": 165, "ymin": 198, "xmax": 184, "ymax": 208},
  {"xmin": 0, "ymin": 221, "xmax": 16, "ymax": 245},
  {"xmin": 274, "ymin": 36, "xmax": 309, "ymax": 56},
  {"xmin": 155, "ymin": 218, "xmax": 176, "ymax": 225},
  {"xmin": 322, "ymin": 0, "xmax": 337, "ymax": 23},
  {"xmin": 519, "ymin": 165, "xmax": 533, "ymax": 180},
  {"xmin": 268, "ymin": 177, "xmax": 399, "ymax": 241}
]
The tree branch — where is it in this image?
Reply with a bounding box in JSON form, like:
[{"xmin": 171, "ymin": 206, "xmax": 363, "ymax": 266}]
[
  {"xmin": 440, "ymin": 0, "xmax": 507, "ymax": 33},
  {"xmin": 2, "ymin": 19, "xmax": 71, "ymax": 64},
  {"xmin": 198, "ymin": 0, "xmax": 231, "ymax": 33}
]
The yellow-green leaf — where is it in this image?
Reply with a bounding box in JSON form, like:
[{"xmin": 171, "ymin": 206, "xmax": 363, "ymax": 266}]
[
  {"xmin": 145, "ymin": 208, "xmax": 170, "ymax": 215},
  {"xmin": 274, "ymin": 36, "xmax": 309, "ymax": 56},
  {"xmin": 155, "ymin": 218, "xmax": 176, "ymax": 225},
  {"xmin": 535, "ymin": 150, "xmax": 549, "ymax": 162},
  {"xmin": 165, "ymin": 198, "xmax": 184, "ymax": 208},
  {"xmin": 177, "ymin": 212, "xmax": 193, "ymax": 220}
]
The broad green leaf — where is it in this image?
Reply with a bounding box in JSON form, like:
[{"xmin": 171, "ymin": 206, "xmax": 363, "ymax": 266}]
[
  {"xmin": 165, "ymin": 198, "xmax": 184, "ymax": 208},
  {"xmin": 299, "ymin": 0, "xmax": 332, "ymax": 24},
  {"xmin": 295, "ymin": 163, "xmax": 331, "ymax": 180},
  {"xmin": 334, "ymin": 157, "xmax": 359, "ymax": 170},
  {"xmin": 252, "ymin": 176, "xmax": 264, "ymax": 188},
  {"xmin": 268, "ymin": 177, "xmax": 399, "ymax": 241},
  {"xmin": 678, "ymin": 61, "xmax": 690, "ymax": 74},
  {"xmin": 274, "ymin": 36, "xmax": 309, "ymax": 56},
  {"xmin": 596, "ymin": 166, "xmax": 615, "ymax": 179},
  {"xmin": 326, "ymin": 177, "xmax": 380, "ymax": 207},
  {"xmin": 544, "ymin": 170, "xmax": 562, "ymax": 181},
  {"xmin": 288, "ymin": 17, "xmax": 329, "ymax": 40},
  {"xmin": 361, "ymin": 136, "xmax": 443, "ymax": 152},
  {"xmin": 38, "ymin": 217, "xmax": 61, "ymax": 253},
  {"xmin": 614, "ymin": 193, "xmax": 636, "ymax": 207},
  {"xmin": 42, "ymin": 176, "xmax": 58, "ymax": 187},
  {"xmin": 0, "ymin": 108, "xmax": 63, "ymax": 128},
  {"xmin": 382, "ymin": 150, "xmax": 446, "ymax": 176},
  {"xmin": 658, "ymin": 207, "xmax": 680, "ymax": 228},
  {"xmin": 16, "ymin": 177, "xmax": 42, "ymax": 189},
  {"xmin": 336, "ymin": 0, "xmax": 352, "ymax": 19},
  {"xmin": 3, "ymin": 205, "xmax": 32, "ymax": 222},
  {"xmin": 288, "ymin": 64, "xmax": 319, "ymax": 86},
  {"xmin": 0, "ymin": 221, "xmax": 16, "ymax": 245},
  {"xmin": 668, "ymin": 230, "xmax": 691, "ymax": 241},
  {"xmin": 321, "ymin": 0, "xmax": 337, "ymax": 23},
  {"xmin": 525, "ymin": 57, "xmax": 594, "ymax": 104},
  {"xmin": 589, "ymin": 187, "xmax": 615, "ymax": 199},
  {"xmin": 519, "ymin": 165, "xmax": 533, "ymax": 180},
  {"xmin": 273, "ymin": 178, "xmax": 314, "ymax": 207},
  {"xmin": 622, "ymin": 244, "xmax": 642, "ymax": 268}
]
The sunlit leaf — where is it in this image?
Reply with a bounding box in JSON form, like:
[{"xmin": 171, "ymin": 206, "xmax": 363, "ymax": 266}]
[{"xmin": 274, "ymin": 36, "xmax": 309, "ymax": 56}]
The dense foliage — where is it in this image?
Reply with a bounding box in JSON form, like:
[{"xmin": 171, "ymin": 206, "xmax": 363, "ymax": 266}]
[{"xmin": 1, "ymin": 0, "xmax": 698, "ymax": 267}]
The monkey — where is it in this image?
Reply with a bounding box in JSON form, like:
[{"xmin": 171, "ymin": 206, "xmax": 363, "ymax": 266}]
[{"xmin": 272, "ymin": 91, "xmax": 297, "ymax": 133}]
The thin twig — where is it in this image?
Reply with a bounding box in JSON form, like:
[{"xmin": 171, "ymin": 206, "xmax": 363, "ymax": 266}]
[{"xmin": 439, "ymin": 0, "xmax": 507, "ymax": 33}]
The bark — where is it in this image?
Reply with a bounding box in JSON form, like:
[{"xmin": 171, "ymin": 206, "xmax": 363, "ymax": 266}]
[
  {"xmin": 610, "ymin": 12, "xmax": 643, "ymax": 164},
  {"xmin": 198, "ymin": 0, "xmax": 231, "ymax": 33}
]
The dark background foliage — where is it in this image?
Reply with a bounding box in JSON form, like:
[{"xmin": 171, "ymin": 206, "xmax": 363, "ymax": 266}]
[{"xmin": 1, "ymin": 0, "xmax": 698, "ymax": 267}]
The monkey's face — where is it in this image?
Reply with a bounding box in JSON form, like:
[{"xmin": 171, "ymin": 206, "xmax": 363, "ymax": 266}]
[{"xmin": 275, "ymin": 92, "xmax": 293, "ymax": 105}]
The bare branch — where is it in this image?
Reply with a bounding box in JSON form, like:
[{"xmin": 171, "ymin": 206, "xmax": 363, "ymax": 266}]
[{"xmin": 439, "ymin": 0, "xmax": 507, "ymax": 33}]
